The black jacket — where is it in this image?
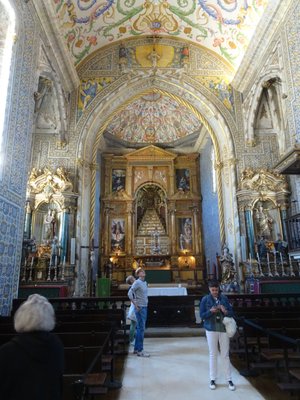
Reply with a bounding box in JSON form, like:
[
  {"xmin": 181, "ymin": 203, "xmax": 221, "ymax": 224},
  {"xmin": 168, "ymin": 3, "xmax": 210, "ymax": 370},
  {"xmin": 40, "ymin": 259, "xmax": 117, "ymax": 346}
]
[{"xmin": 0, "ymin": 331, "xmax": 64, "ymax": 400}]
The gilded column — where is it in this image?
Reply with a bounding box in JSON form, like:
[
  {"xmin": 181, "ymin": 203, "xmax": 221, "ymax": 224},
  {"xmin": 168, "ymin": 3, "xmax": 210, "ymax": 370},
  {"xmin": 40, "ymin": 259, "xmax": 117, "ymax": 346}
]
[
  {"xmin": 127, "ymin": 203, "xmax": 133, "ymax": 255},
  {"xmin": 169, "ymin": 203, "xmax": 176, "ymax": 254},
  {"xmin": 192, "ymin": 206, "xmax": 200, "ymax": 255},
  {"xmin": 127, "ymin": 165, "xmax": 133, "ymax": 194},
  {"xmin": 104, "ymin": 206, "xmax": 111, "ymax": 255}
]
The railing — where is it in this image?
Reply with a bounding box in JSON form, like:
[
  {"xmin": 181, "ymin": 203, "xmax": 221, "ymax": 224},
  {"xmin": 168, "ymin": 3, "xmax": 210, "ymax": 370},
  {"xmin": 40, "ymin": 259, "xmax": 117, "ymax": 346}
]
[{"xmin": 285, "ymin": 212, "xmax": 300, "ymax": 252}]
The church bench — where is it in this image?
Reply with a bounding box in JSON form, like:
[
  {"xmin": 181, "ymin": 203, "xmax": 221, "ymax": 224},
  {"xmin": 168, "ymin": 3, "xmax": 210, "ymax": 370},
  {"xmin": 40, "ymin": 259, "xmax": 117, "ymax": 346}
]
[
  {"xmin": 64, "ymin": 346, "xmax": 108, "ymax": 400},
  {"xmin": 147, "ymin": 295, "xmax": 196, "ymax": 326},
  {"xmin": 235, "ymin": 309, "xmax": 300, "ymax": 321},
  {"xmin": 57, "ymin": 331, "xmax": 112, "ymax": 348},
  {"xmin": 251, "ymin": 318, "xmax": 300, "ymax": 330},
  {"xmin": 0, "ymin": 322, "xmax": 16, "ymax": 333},
  {"xmin": 58, "ymin": 330, "xmax": 116, "ymax": 383},
  {"xmin": 238, "ymin": 318, "xmax": 300, "ymax": 380}
]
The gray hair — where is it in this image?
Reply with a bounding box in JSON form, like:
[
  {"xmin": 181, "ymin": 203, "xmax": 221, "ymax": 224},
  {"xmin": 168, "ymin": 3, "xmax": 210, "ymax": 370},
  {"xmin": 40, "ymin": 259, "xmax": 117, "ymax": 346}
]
[
  {"xmin": 126, "ymin": 275, "xmax": 135, "ymax": 285},
  {"xmin": 14, "ymin": 294, "xmax": 55, "ymax": 332}
]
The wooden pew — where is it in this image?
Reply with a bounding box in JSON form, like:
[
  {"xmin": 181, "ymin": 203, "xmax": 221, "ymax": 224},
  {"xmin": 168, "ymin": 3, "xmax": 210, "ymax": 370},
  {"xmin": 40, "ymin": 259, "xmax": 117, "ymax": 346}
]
[{"xmin": 64, "ymin": 346, "xmax": 108, "ymax": 400}]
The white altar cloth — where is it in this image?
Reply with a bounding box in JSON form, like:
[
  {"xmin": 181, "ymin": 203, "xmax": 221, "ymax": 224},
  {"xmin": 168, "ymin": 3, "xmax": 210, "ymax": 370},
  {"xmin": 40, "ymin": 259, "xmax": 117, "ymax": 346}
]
[{"xmin": 147, "ymin": 287, "xmax": 187, "ymax": 296}]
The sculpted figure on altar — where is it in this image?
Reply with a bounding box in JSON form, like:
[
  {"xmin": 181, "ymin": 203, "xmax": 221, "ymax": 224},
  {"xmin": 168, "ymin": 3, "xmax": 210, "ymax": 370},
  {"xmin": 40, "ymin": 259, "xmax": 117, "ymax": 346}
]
[
  {"xmin": 254, "ymin": 202, "xmax": 273, "ymax": 240},
  {"xmin": 220, "ymin": 246, "xmax": 236, "ymax": 284},
  {"xmin": 43, "ymin": 209, "xmax": 57, "ymax": 242}
]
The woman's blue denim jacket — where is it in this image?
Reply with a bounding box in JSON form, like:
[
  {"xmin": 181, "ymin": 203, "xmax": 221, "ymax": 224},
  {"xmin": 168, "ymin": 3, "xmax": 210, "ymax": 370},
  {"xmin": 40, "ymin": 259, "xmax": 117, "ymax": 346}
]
[{"xmin": 200, "ymin": 293, "xmax": 234, "ymax": 332}]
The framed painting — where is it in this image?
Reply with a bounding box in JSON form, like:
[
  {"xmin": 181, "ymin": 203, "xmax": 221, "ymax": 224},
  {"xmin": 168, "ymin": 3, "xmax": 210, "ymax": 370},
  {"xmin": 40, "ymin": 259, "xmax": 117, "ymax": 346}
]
[
  {"xmin": 110, "ymin": 218, "xmax": 125, "ymax": 252},
  {"xmin": 178, "ymin": 217, "xmax": 193, "ymax": 252},
  {"xmin": 112, "ymin": 169, "xmax": 126, "ymax": 192},
  {"xmin": 176, "ymin": 169, "xmax": 190, "ymax": 192}
]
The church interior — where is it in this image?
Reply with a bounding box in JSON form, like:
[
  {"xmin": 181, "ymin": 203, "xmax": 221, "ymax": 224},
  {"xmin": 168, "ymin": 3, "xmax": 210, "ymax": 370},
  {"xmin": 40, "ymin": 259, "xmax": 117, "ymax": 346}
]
[
  {"xmin": 1, "ymin": 0, "xmax": 300, "ymax": 397},
  {"xmin": 1, "ymin": 0, "xmax": 299, "ymax": 304}
]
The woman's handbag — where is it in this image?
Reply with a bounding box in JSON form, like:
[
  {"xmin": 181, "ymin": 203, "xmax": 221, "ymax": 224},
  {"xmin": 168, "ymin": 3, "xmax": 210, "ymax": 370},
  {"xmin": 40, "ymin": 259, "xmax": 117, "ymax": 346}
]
[{"xmin": 222, "ymin": 316, "xmax": 237, "ymax": 338}]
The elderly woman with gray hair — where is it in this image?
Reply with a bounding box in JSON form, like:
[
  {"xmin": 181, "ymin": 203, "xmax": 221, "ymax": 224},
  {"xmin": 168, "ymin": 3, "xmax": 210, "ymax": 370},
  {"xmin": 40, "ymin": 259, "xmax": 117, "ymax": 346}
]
[{"xmin": 0, "ymin": 294, "xmax": 64, "ymax": 400}]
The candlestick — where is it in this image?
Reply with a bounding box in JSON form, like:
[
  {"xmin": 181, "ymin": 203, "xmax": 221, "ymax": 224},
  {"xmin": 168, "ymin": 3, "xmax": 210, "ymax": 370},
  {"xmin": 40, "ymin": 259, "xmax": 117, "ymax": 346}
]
[
  {"xmin": 256, "ymin": 252, "xmax": 264, "ymax": 277},
  {"xmin": 273, "ymin": 251, "xmax": 279, "ymax": 277},
  {"xmin": 47, "ymin": 259, "xmax": 51, "ymax": 281},
  {"xmin": 28, "ymin": 257, "xmax": 34, "ymax": 282},
  {"xmin": 280, "ymin": 253, "xmax": 288, "ymax": 277},
  {"xmin": 267, "ymin": 252, "xmax": 273, "ymax": 277}
]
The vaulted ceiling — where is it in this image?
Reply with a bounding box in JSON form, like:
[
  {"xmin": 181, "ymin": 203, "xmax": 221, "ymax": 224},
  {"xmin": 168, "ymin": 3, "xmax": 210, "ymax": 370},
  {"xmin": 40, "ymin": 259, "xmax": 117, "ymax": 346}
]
[{"xmin": 52, "ymin": 0, "xmax": 268, "ymax": 69}]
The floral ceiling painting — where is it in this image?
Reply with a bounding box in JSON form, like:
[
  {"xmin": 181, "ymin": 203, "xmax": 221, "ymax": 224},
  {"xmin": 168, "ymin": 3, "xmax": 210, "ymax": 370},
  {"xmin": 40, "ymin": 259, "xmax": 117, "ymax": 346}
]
[
  {"xmin": 53, "ymin": 0, "xmax": 268, "ymax": 68},
  {"xmin": 105, "ymin": 92, "xmax": 202, "ymax": 144}
]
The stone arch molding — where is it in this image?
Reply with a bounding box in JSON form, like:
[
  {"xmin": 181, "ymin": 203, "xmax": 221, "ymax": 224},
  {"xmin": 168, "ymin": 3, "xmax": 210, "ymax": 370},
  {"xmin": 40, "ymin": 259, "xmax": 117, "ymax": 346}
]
[
  {"xmin": 77, "ymin": 76, "xmax": 237, "ymax": 163},
  {"xmin": 245, "ymin": 68, "xmax": 285, "ymax": 148},
  {"xmin": 74, "ymin": 76, "xmax": 241, "ymax": 286}
]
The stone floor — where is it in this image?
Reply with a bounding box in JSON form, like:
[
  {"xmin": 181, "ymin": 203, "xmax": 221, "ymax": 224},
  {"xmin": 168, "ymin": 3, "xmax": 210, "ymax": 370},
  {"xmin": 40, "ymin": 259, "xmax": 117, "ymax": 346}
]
[{"xmin": 108, "ymin": 336, "xmax": 266, "ymax": 400}]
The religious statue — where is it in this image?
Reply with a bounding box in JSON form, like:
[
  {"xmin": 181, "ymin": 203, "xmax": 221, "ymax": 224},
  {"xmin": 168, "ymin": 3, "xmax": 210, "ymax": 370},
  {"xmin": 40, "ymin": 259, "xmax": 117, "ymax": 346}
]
[
  {"xmin": 148, "ymin": 45, "xmax": 160, "ymax": 69},
  {"xmin": 256, "ymin": 235, "xmax": 268, "ymax": 259},
  {"xmin": 118, "ymin": 42, "xmax": 128, "ymax": 73},
  {"xmin": 220, "ymin": 246, "xmax": 236, "ymax": 284},
  {"xmin": 179, "ymin": 218, "xmax": 192, "ymax": 251},
  {"xmin": 254, "ymin": 202, "xmax": 273, "ymax": 239},
  {"xmin": 275, "ymin": 233, "xmax": 288, "ymax": 258},
  {"xmin": 43, "ymin": 209, "xmax": 57, "ymax": 241}
]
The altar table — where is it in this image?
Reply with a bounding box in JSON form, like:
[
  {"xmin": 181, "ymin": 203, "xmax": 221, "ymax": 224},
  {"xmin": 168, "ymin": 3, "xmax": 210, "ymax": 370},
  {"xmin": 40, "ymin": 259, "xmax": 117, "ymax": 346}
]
[{"xmin": 148, "ymin": 287, "xmax": 187, "ymax": 296}]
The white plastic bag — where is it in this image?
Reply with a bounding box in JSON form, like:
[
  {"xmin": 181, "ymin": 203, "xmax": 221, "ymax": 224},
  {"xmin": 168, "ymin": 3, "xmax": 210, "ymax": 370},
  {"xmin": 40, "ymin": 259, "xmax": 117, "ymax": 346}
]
[{"xmin": 222, "ymin": 316, "xmax": 237, "ymax": 338}]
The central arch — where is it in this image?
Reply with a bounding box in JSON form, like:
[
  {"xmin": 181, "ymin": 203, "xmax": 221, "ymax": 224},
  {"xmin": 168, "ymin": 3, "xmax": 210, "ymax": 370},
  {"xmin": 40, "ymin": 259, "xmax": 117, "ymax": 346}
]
[{"xmin": 75, "ymin": 75, "xmax": 240, "ymax": 287}]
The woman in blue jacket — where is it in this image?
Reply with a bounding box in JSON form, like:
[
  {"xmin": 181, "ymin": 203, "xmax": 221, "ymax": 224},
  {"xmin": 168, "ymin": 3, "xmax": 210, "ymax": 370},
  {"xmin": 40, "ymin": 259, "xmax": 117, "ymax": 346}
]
[{"xmin": 200, "ymin": 280, "xmax": 235, "ymax": 391}]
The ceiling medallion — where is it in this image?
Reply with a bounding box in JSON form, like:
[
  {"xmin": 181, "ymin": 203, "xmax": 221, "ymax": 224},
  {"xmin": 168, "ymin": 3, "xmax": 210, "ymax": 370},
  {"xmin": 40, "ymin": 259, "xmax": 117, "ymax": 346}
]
[{"xmin": 133, "ymin": 0, "xmax": 178, "ymax": 34}]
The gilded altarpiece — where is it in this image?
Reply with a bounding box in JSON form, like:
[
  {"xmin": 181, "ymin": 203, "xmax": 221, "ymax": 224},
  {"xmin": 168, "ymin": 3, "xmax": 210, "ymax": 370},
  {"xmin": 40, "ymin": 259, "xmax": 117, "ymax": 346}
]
[{"xmin": 101, "ymin": 146, "xmax": 203, "ymax": 284}]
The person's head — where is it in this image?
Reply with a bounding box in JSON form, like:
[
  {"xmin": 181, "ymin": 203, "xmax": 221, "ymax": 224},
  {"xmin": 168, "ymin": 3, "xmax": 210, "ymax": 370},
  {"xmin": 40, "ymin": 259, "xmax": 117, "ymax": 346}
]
[
  {"xmin": 14, "ymin": 294, "xmax": 55, "ymax": 333},
  {"xmin": 126, "ymin": 275, "xmax": 135, "ymax": 285},
  {"xmin": 208, "ymin": 279, "xmax": 220, "ymax": 298},
  {"xmin": 135, "ymin": 267, "xmax": 146, "ymax": 280}
]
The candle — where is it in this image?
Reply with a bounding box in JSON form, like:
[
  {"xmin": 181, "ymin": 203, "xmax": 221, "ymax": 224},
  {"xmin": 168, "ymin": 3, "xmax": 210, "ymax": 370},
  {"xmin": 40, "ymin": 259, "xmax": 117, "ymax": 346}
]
[
  {"xmin": 63, "ymin": 256, "xmax": 66, "ymax": 266},
  {"xmin": 31, "ymin": 257, "xmax": 34, "ymax": 267},
  {"xmin": 267, "ymin": 252, "xmax": 270, "ymax": 264},
  {"xmin": 55, "ymin": 256, "xmax": 58, "ymax": 266}
]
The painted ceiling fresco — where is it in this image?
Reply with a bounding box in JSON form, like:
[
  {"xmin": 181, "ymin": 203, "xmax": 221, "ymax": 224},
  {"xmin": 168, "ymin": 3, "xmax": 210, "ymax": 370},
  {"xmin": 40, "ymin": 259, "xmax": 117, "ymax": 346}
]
[
  {"xmin": 105, "ymin": 92, "xmax": 202, "ymax": 143},
  {"xmin": 53, "ymin": 0, "xmax": 268, "ymax": 68}
]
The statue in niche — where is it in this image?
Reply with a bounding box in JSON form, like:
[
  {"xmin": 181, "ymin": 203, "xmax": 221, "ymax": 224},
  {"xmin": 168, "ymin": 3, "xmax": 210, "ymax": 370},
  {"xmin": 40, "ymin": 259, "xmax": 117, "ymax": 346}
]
[
  {"xmin": 179, "ymin": 218, "xmax": 192, "ymax": 251},
  {"xmin": 34, "ymin": 76, "xmax": 58, "ymax": 130},
  {"xmin": 220, "ymin": 246, "xmax": 236, "ymax": 284},
  {"xmin": 43, "ymin": 209, "xmax": 57, "ymax": 242},
  {"xmin": 254, "ymin": 202, "xmax": 273, "ymax": 240},
  {"xmin": 118, "ymin": 42, "xmax": 128, "ymax": 73}
]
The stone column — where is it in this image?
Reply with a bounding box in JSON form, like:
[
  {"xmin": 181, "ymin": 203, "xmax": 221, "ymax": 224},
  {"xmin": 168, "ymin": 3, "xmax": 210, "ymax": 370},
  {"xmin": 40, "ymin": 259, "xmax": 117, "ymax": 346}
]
[
  {"xmin": 24, "ymin": 201, "xmax": 33, "ymax": 239},
  {"xmin": 60, "ymin": 208, "xmax": 69, "ymax": 263},
  {"xmin": 245, "ymin": 205, "xmax": 255, "ymax": 258},
  {"xmin": 279, "ymin": 205, "xmax": 288, "ymax": 241}
]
